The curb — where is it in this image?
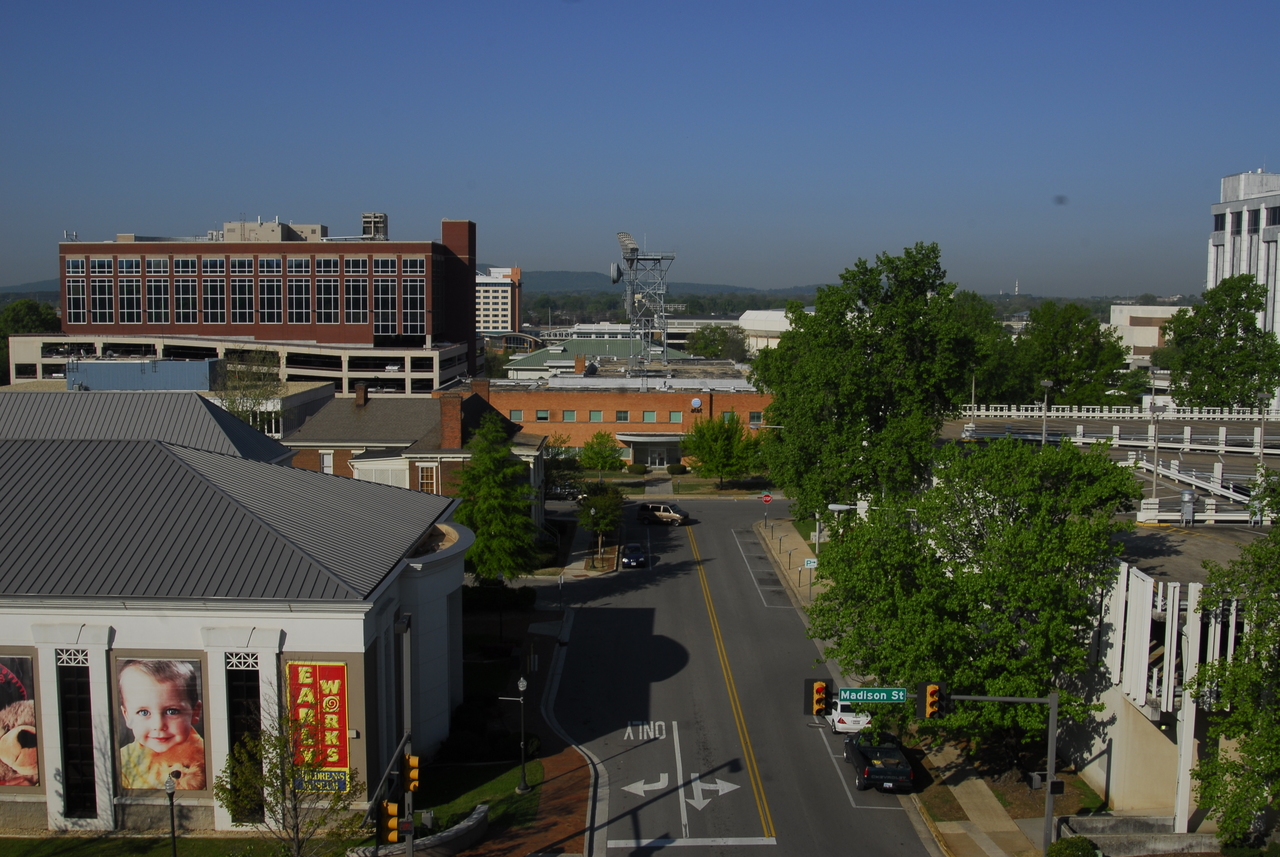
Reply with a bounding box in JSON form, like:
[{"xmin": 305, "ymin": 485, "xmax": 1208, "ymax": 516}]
[{"xmin": 911, "ymin": 793, "xmax": 960, "ymax": 857}]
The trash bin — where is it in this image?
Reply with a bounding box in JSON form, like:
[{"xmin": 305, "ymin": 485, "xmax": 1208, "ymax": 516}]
[{"xmin": 1180, "ymin": 490, "xmax": 1196, "ymax": 527}]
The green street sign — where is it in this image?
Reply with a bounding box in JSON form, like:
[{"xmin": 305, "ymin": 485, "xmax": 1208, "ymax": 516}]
[{"xmin": 839, "ymin": 687, "xmax": 907, "ymax": 703}]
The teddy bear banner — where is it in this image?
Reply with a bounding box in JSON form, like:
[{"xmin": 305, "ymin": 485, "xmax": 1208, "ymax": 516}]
[{"xmin": 0, "ymin": 656, "xmax": 38, "ymax": 787}]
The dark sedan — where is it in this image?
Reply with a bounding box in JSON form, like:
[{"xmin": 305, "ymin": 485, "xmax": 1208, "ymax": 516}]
[{"xmin": 620, "ymin": 543, "xmax": 647, "ymax": 568}]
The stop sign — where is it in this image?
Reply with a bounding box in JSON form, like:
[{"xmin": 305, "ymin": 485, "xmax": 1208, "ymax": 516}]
[{"xmin": 762, "ymin": 492, "xmax": 772, "ymax": 504}]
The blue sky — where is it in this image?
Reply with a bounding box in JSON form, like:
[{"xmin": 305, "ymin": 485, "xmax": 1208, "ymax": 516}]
[{"xmin": 2, "ymin": 1, "xmax": 1275, "ymax": 296}]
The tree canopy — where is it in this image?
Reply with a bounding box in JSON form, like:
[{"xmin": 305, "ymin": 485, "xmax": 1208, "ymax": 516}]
[
  {"xmin": 579, "ymin": 430, "xmax": 624, "ymax": 478},
  {"xmin": 1017, "ymin": 301, "xmax": 1138, "ymax": 406},
  {"xmin": 807, "ymin": 438, "xmax": 1139, "ymax": 759},
  {"xmin": 576, "ymin": 484, "xmax": 623, "ymax": 567},
  {"xmin": 1160, "ymin": 274, "xmax": 1280, "ymax": 408},
  {"xmin": 751, "ymin": 242, "xmax": 971, "ymax": 513},
  {"xmin": 685, "ymin": 325, "xmax": 748, "ymax": 362},
  {"xmin": 543, "ymin": 433, "xmax": 584, "ymax": 498},
  {"xmin": 453, "ymin": 412, "xmax": 537, "ymax": 580},
  {"xmin": 214, "ymin": 349, "xmax": 284, "ymax": 431},
  {"xmin": 0, "ymin": 298, "xmax": 61, "ymax": 385},
  {"xmin": 680, "ymin": 411, "xmax": 759, "ymax": 487},
  {"xmin": 1189, "ymin": 471, "xmax": 1280, "ymax": 846}
]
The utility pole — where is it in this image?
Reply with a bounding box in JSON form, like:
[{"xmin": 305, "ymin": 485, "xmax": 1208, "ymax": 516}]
[{"xmin": 394, "ymin": 614, "xmax": 414, "ymax": 856}]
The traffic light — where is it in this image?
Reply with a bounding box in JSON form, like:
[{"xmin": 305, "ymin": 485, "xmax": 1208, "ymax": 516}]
[
  {"xmin": 380, "ymin": 800, "xmax": 401, "ymax": 844},
  {"xmin": 916, "ymin": 681, "xmax": 948, "ymax": 719},
  {"xmin": 404, "ymin": 754, "xmax": 421, "ymax": 793},
  {"xmin": 924, "ymin": 683, "xmax": 941, "ymax": 718},
  {"xmin": 812, "ymin": 680, "xmax": 828, "ymax": 716}
]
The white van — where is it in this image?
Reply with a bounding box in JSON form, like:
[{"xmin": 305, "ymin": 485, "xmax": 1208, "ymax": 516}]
[{"xmin": 826, "ymin": 702, "xmax": 872, "ymax": 734}]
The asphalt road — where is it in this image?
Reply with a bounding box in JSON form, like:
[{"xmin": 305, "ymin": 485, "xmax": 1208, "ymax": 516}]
[{"xmin": 554, "ymin": 498, "xmax": 932, "ymax": 857}]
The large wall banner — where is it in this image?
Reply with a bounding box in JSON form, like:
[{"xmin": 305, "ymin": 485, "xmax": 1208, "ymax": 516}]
[
  {"xmin": 287, "ymin": 661, "xmax": 350, "ymax": 792},
  {"xmin": 0, "ymin": 656, "xmax": 37, "ymax": 787},
  {"xmin": 115, "ymin": 658, "xmax": 207, "ymax": 790}
]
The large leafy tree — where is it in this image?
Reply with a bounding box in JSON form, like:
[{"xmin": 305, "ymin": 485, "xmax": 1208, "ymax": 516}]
[
  {"xmin": 680, "ymin": 411, "xmax": 760, "ymax": 488},
  {"xmin": 214, "ymin": 348, "xmax": 285, "ymax": 431},
  {"xmin": 0, "ymin": 298, "xmax": 61, "ymax": 385},
  {"xmin": 686, "ymin": 325, "xmax": 749, "ymax": 362},
  {"xmin": 453, "ymin": 412, "xmax": 537, "ymax": 580},
  {"xmin": 1017, "ymin": 301, "xmax": 1133, "ymax": 406},
  {"xmin": 1189, "ymin": 472, "xmax": 1280, "ymax": 846},
  {"xmin": 751, "ymin": 242, "xmax": 972, "ymax": 514},
  {"xmin": 579, "ymin": 430, "xmax": 624, "ymax": 479},
  {"xmin": 576, "ymin": 484, "xmax": 624, "ymax": 568},
  {"xmin": 1160, "ymin": 274, "xmax": 1280, "ymax": 408},
  {"xmin": 952, "ymin": 291, "xmax": 1031, "ymax": 405},
  {"xmin": 808, "ymin": 438, "xmax": 1139, "ymax": 760}
]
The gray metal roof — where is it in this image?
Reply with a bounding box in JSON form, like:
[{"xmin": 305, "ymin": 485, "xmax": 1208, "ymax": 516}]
[
  {"xmin": 0, "ymin": 391, "xmax": 291, "ymax": 462},
  {"xmin": 0, "ymin": 440, "xmax": 453, "ymax": 601},
  {"xmin": 284, "ymin": 398, "xmax": 439, "ymax": 446}
]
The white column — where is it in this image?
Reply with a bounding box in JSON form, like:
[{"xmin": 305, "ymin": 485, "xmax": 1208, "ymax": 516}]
[{"xmin": 1174, "ymin": 584, "xmax": 1202, "ymax": 832}]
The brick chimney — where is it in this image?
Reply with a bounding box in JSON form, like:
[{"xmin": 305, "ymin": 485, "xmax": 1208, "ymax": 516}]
[
  {"xmin": 440, "ymin": 392, "xmax": 464, "ymax": 449},
  {"xmin": 471, "ymin": 379, "xmax": 490, "ymax": 401},
  {"xmin": 574, "ymin": 354, "xmax": 586, "ymax": 374},
  {"xmin": 354, "ymin": 382, "xmax": 368, "ymax": 407}
]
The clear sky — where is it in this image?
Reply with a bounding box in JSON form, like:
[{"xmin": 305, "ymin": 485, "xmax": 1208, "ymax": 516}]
[{"xmin": 2, "ymin": 1, "xmax": 1275, "ymax": 296}]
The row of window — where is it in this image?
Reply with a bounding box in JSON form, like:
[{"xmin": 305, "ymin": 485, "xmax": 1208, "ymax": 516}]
[
  {"xmin": 507, "ymin": 409, "xmax": 764, "ymax": 424},
  {"xmin": 66, "ymin": 258, "xmax": 427, "ymax": 275},
  {"xmin": 1214, "ymin": 209, "xmax": 1280, "ymax": 234},
  {"xmin": 65, "ymin": 278, "xmax": 426, "ymax": 333}
]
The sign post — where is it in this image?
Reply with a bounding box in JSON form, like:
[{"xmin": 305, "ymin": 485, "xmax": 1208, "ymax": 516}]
[{"xmin": 761, "ymin": 491, "xmax": 772, "ymax": 524}]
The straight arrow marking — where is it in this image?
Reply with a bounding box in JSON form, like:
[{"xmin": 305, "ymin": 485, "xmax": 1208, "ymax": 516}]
[{"xmin": 621, "ymin": 773, "xmax": 668, "ymax": 796}]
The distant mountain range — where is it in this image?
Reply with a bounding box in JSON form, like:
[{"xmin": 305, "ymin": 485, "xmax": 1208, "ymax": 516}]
[{"xmin": 0, "ymin": 278, "xmax": 57, "ymax": 295}]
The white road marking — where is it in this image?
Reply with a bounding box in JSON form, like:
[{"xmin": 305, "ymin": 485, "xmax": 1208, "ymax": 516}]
[
  {"xmin": 607, "ymin": 837, "xmax": 777, "ymax": 848},
  {"xmin": 731, "ymin": 530, "xmax": 792, "ymax": 608},
  {"xmin": 818, "ymin": 725, "xmax": 906, "ymax": 811},
  {"xmin": 672, "ymin": 719, "xmax": 690, "ymax": 838},
  {"xmin": 687, "ymin": 772, "xmax": 740, "ymax": 810},
  {"xmin": 622, "ymin": 773, "xmax": 669, "ymax": 797}
]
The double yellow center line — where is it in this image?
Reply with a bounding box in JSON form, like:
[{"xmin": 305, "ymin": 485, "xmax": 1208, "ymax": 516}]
[{"xmin": 686, "ymin": 527, "xmax": 776, "ymax": 839}]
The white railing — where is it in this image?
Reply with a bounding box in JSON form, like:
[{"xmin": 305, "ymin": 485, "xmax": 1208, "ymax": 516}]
[{"xmin": 962, "ymin": 404, "xmax": 1277, "ymax": 422}]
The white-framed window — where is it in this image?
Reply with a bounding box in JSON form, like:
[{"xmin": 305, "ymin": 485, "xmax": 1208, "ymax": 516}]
[
  {"xmin": 510, "ymin": 410, "xmax": 524, "ymax": 421},
  {"xmin": 90, "ymin": 278, "xmax": 114, "ymax": 323},
  {"xmin": 174, "ymin": 258, "xmax": 197, "ymax": 274},
  {"xmin": 343, "ymin": 258, "xmax": 368, "ymax": 275},
  {"xmin": 373, "ymin": 278, "xmax": 396, "ymax": 335},
  {"xmin": 230, "ymin": 258, "xmax": 254, "ymax": 275},
  {"xmin": 288, "ymin": 278, "xmax": 311, "ymax": 324},
  {"xmin": 344, "ymin": 278, "xmax": 368, "ymax": 324},
  {"xmin": 118, "ymin": 259, "xmax": 141, "ymax": 275},
  {"xmin": 258, "ymin": 258, "xmax": 282, "ymax": 275},
  {"xmin": 66, "ymin": 278, "xmax": 86, "ymax": 323},
  {"xmin": 643, "ymin": 411, "xmax": 657, "ymax": 423},
  {"xmin": 563, "ymin": 410, "xmax": 576, "ymax": 422},
  {"xmin": 202, "ymin": 258, "xmax": 225, "ymax": 275},
  {"xmin": 316, "ymin": 278, "xmax": 339, "ymax": 324},
  {"xmin": 258, "ymin": 278, "xmax": 282, "ymax": 324},
  {"xmin": 669, "ymin": 411, "xmax": 682, "ymax": 423},
  {"xmin": 403, "ymin": 258, "xmax": 426, "ymax": 274},
  {"xmin": 320, "ymin": 452, "xmax": 334, "ymax": 474},
  {"xmin": 616, "ymin": 411, "xmax": 630, "ymax": 422},
  {"xmin": 119, "ymin": 278, "xmax": 142, "ymax": 324},
  {"xmin": 146, "ymin": 258, "xmax": 169, "ymax": 274},
  {"xmin": 403, "ymin": 278, "xmax": 425, "ymax": 335},
  {"xmin": 66, "ymin": 258, "xmax": 85, "ymax": 275},
  {"xmin": 536, "ymin": 410, "xmax": 550, "ymax": 421},
  {"xmin": 175, "ymin": 278, "xmax": 198, "ymax": 323},
  {"xmin": 90, "ymin": 259, "xmax": 113, "ymax": 275},
  {"xmin": 287, "ymin": 258, "xmax": 311, "ymax": 274},
  {"xmin": 373, "ymin": 258, "xmax": 396, "ymax": 274},
  {"xmin": 316, "ymin": 258, "xmax": 339, "ymax": 274},
  {"xmin": 231, "ymin": 278, "xmax": 255, "ymax": 323},
  {"xmin": 418, "ymin": 464, "xmax": 439, "ymax": 494},
  {"xmin": 147, "ymin": 278, "xmax": 170, "ymax": 323},
  {"xmin": 202, "ymin": 278, "xmax": 226, "ymax": 324}
]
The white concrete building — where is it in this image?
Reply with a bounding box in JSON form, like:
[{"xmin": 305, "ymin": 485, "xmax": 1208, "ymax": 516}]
[
  {"xmin": 1108, "ymin": 305, "xmax": 1181, "ymax": 368},
  {"xmin": 475, "ymin": 267, "xmax": 522, "ymax": 334},
  {"xmin": 1208, "ymin": 170, "xmax": 1280, "ymax": 330}
]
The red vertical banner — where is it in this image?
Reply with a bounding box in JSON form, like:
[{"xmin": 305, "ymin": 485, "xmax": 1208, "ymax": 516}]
[{"xmin": 287, "ymin": 661, "xmax": 350, "ymax": 792}]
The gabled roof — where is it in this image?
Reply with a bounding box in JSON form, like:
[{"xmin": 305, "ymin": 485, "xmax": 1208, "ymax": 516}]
[
  {"xmin": 0, "ymin": 440, "xmax": 454, "ymax": 601},
  {"xmin": 284, "ymin": 398, "xmax": 438, "ymax": 446},
  {"xmin": 0, "ymin": 391, "xmax": 291, "ymax": 462}
]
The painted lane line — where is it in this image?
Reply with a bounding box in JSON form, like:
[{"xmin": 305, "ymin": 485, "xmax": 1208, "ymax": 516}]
[
  {"xmin": 607, "ymin": 837, "xmax": 777, "ymax": 848},
  {"xmin": 621, "ymin": 773, "xmax": 668, "ymax": 797},
  {"xmin": 671, "ymin": 720, "xmax": 690, "ymax": 838},
  {"xmin": 731, "ymin": 529, "xmax": 791, "ymax": 609},
  {"xmin": 687, "ymin": 528, "xmax": 777, "ymax": 839}
]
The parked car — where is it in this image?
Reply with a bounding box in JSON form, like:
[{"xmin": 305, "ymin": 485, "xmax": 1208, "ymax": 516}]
[
  {"xmin": 637, "ymin": 502, "xmax": 690, "ymax": 526},
  {"xmin": 621, "ymin": 543, "xmax": 647, "ymax": 568},
  {"xmin": 826, "ymin": 701, "xmax": 872, "ymax": 734},
  {"xmin": 842, "ymin": 731, "xmax": 914, "ymax": 792}
]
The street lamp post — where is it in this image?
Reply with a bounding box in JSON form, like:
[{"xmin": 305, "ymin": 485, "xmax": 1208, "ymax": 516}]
[
  {"xmin": 1150, "ymin": 404, "xmax": 1167, "ymax": 502},
  {"xmin": 165, "ymin": 773, "xmax": 178, "ymax": 857},
  {"xmin": 501, "ymin": 679, "xmax": 532, "ymax": 794},
  {"xmin": 589, "ymin": 507, "xmax": 599, "ymax": 569},
  {"xmin": 1040, "ymin": 380, "xmax": 1054, "ymax": 448},
  {"xmin": 1260, "ymin": 395, "xmax": 1270, "ymax": 463}
]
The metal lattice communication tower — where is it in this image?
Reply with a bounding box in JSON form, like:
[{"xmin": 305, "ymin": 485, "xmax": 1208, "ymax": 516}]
[{"xmin": 613, "ymin": 232, "xmax": 676, "ymax": 367}]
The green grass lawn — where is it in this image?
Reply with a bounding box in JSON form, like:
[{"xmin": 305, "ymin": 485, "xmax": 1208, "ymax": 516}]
[
  {"xmin": 421, "ymin": 759, "xmax": 545, "ymax": 832},
  {"xmin": 0, "ymin": 835, "xmax": 321, "ymax": 856}
]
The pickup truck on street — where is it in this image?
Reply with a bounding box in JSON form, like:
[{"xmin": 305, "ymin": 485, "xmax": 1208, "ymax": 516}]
[{"xmin": 842, "ymin": 731, "xmax": 914, "ymax": 792}]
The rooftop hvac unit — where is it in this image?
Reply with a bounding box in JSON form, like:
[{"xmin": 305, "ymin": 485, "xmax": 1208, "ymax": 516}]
[{"xmin": 362, "ymin": 212, "xmax": 389, "ymax": 240}]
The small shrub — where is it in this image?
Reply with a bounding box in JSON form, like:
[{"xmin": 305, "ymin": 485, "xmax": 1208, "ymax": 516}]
[
  {"xmin": 1223, "ymin": 846, "xmax": 1262, "ymax": 857},
  {"xmin": 626, "ymin": 463, "xmax": 648, "ymax": 475},
  {"xmin": 666, "ymin": 463, "xmax": 688, "ymax": 475},
  {"xmin": 1046, "ymin": 836, "xmax": 1097, "ymax": 857}
]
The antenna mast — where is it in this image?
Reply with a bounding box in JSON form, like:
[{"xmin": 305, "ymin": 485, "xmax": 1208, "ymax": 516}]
[{"xmin": 612, "ymin": 232, "xmax": 676, "ymax": 368}]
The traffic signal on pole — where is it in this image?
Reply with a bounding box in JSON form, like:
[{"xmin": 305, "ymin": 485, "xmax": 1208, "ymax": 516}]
[
  {"xmin": 380, "ymin": 800, "xmax": 401, "ymax": 844},
  {"xmin": 916, "ymin": 681, "xmax": 948, "ymax": 719},
  {"xmin": 404, "ymin": 754, "xmax": 421, "ymax": 793},
  {"xmin": 812, "ymin": 680, "xmax": 828, "ymax": 716},
  {"xmin": 925, "ymin": 683, "xmax": 941, "ymax": 718}
]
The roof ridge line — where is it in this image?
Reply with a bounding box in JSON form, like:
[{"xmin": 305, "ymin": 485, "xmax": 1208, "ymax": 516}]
[{"xmin": 152, "ymin": 441, "xmax": 365, "ymax": 599}]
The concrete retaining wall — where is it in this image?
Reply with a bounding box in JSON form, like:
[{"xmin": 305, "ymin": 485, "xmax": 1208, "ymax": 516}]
[{"xmin": 348, "ymin": 804, "xmax": 489, "ymax": 857}]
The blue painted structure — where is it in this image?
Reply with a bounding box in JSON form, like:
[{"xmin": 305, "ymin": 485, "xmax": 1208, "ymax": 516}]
[{"xmin": 66, "ymin": 359, "xmax": 219, "ymax": 391}]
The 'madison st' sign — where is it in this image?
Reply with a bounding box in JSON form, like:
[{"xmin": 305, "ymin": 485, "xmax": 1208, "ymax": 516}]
[{"xmin": 839, "ymin": 687, "xmax": 907, "ymax": 703}]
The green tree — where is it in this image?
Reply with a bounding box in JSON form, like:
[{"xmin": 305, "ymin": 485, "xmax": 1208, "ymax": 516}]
[
  {"xmin": 214, "ymin": 348, "xmax": 285, "ymax": 432},
  {"xmin": 1189, "ymin": 471, "xmax": 1280, "ymax": 846},
  {"xmin": 686, "ymin": 325, "xmax": 749, "ymax": 362},
  {"xmin": 213, "ymin": 712, "xmax": 367, "ymax": 857},
  {"xmin": 750, "ymin": 242, "xmax": 972, "ymax": 514},
  {"xmin": 808, "ymin": 438, "xmax": 1139, "ymax": 761},
  {"xmin": 576, "ymin": 484, "xmax": 623, "ymax": 568},
  {"xmin": 543, "ymin": 433, "xmax": 584, "ymax": 498},
  {"xmin": 952, "ymin": 291, "xmax": 1031, "ymax": 405},
  {"xmin": 0, "ymin": 298, "xmax": 61, "ymax": 385},
  {"xmin": 680, "ymin": 411, "xmax": 760, "ymax": 488},
  {"xmin": 580, "ymin": 430, "xmax": 624, "ymax": 480},
  {"xmin": 1017, "ymin": 301, "xmax": 1131, "ymax": 406},
  {"xmin": 453, "ymin": 412, "xmax": 537, "ymax": 580},
  {"xmin": 1161, "ymin": 274, "xmax": 1280, "ymax": 408},
  {"xmin": 483, "ymin": 348, "xmax": 512, "ymax": 379}
]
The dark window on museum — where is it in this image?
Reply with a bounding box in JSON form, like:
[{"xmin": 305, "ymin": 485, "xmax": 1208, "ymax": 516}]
[
  {"xmin": 1249, "ymin": 209, "xmax": 1261, "ymax": 234},
  {"xmin": 1231, "ymin": 211, "xmax": 1243, "ymax": 235},
  {"xmin": 57, "ymin": 649, "xmax": 96, "ymax": 818},
  {"xmin": 225, "ymin": 652, "xmax": 263, "ymax": 822},
  {"xmin": 1269, "ymin": 208, "xmax": 1280, "ymax": 228},
  {"xmin": 1213, "ymin": 213, "xmax": 1226, "ymax": 232}
]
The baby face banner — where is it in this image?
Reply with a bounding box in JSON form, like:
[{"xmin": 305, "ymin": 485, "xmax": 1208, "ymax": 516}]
[{"xmin": 286, "ymin": 661, "xmax": 349, "ymax": 792}]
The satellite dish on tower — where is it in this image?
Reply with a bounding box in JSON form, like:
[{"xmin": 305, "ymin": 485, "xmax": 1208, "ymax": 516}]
[{"xmin": 610, "ymin": 262, "xmax": 623, "ymax": 284}]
